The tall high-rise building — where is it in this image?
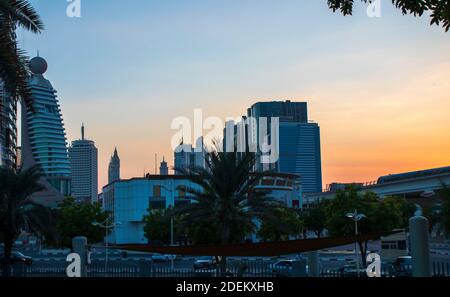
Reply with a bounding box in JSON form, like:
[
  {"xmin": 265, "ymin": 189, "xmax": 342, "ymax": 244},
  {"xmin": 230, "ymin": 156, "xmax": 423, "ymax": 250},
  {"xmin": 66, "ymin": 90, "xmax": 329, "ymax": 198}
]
[
  {"xmin": 69, "ymin": 124, "xmax": 98, "ymax": 203},
  {"xmin": 0, "ymin": 81, "xmax": 18, "ymax": 169},
  {"xmin": 247, "ymin": 101, "xmax": 308, "ymax": 123},
  {"xmin": 108, "ymin": 147, "xmax": 120, "ymax": 184},
  {"xmin": 227, "ymin": 100, "xmax": 322, "ymax": 194},
  {"xmin": 277, "ymin": 121, "xmax": 322, "ymax": 193},
  {"xmin": 21, "ymin": 55, "xmax": 71, "ymax": 203},
  {"xmin": 174, "ymin": 137, "xmax": 205, "ymax": 174}
]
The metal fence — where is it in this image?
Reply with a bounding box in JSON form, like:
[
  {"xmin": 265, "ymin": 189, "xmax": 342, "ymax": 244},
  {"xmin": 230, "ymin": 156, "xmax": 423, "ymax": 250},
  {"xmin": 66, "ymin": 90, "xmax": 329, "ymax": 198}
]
[{"xmin": 9, "ymin": 260, "xmax": 450, "ymax": 278}]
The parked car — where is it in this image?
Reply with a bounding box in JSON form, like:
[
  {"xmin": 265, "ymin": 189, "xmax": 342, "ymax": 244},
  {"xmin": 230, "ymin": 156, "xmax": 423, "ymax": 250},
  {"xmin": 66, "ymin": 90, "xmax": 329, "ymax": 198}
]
[
  {"xmin": 337, "ymin": 265, "xmax": 368, "ymax": 277},
  {"xmin": 272, "ymin": 260, "xmax": 294, "ymax": 276},
  {"xmin": 193, "ymin": 256, "xmax": 217, "ymax": 270},
  {"xmin": 393, "ymin": 256, "xmax": 412, "ymax": 277},
  {"xmin": 0, "ymin": 251, "xmax": 33, "ymax": 266},
  {"xmin": 151, "ymin": 253, "xmax": 177, "ymax": 262}
]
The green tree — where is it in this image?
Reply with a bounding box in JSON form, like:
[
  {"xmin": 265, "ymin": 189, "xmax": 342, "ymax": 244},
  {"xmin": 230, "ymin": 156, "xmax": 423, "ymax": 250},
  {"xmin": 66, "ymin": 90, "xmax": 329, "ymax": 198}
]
[
  {"xmin": 143, "ymin": 209, "xmax": 171, "ymax": 245},
  {"xmin": 303, "ymin": 200, "xmax": 328, "ymax": 238},
  {"xmin": 0, "ymin": 0, "xmax": 44, "ymax": 111},
  {"xmin": 327, "ymin": 0, "xmax": 450, "ymax": 31},
  {"xmin": 257, "ymin": 207, "xmax": 302, "ymax": 241},
  {"xmin": 0, "ymin": 165, "xmax": 48, "ymax": 276},
  {"xmin": 56, "ymin": 197, "xmax": 108, "ymax": 247},
  {"xmin": 325, "ymin": 186, "xmax": 414, "ymax": 266},
  {"xmin": 186, "ymin": 220, "xmax": 219, "ymax": 245},
  {"xmin": 175, "ymin": 146, "xmax": 281, "ymax": 274}
]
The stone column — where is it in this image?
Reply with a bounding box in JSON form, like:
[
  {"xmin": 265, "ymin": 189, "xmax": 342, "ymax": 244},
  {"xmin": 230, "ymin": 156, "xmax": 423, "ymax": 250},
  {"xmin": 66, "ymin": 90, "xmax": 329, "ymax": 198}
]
[
  {"xmin": 307, "ymin": 251, "xmax": 320, "ymax": 277},
  {"xmin": 72, "ymin": 236, "xmax": 88, "ymax": 277},
  {"xmin": 409, "ymin": 216, "xmax": 431, "ymax": 277}
]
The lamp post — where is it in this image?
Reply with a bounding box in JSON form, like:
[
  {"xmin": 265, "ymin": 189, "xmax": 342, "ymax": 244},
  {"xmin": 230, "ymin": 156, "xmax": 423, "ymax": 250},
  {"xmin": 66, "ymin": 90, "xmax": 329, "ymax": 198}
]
[
  {"xmin": 92, "ymin": 216, "xmax": 121, "ymax": 276},
  {"xmin": 346, "ymin": 209, "xmax": 366, "ymax": 277},
  {"xmin": 161, "ymin": 185, "xmax": 175, "ymax": 270}
]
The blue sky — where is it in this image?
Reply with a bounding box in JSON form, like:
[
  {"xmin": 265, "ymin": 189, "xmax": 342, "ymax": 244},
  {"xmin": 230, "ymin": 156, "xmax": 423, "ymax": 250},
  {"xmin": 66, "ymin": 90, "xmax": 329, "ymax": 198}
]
[{"xmin": 20, "ymin": 0, "xmax": 450, "ymax": 190}]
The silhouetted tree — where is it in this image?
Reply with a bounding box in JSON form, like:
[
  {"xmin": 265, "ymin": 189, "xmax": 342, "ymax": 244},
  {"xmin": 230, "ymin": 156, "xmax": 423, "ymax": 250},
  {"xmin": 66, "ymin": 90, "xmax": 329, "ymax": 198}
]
[
  {"xmin": 327, "ymin": 0, "xmax": 450, "ymax": 31},
  {"xmin": 258, "ymin": 207, "xmax": 302, "ymax": 241},
  {"xmin": 175, "ymin": 146, "xmax": 281, "ymax": 275},
  {"xmin": 0, "ymin": 165, "xmax": 46, "ymax": 276},
  {"xmin": 0, "ymin": 0, "xmax": 44, "ymax": 112},
  {"xmin": 303, "ymin": 200, "xmax": 328, "ymax": 238},
  {"xmin": 56, "ymin": 197, "xmax": 108, "ymax": 247},
  {"xmin": 325, "ymin": 186, "xmax": 415, "ymax": 266}
]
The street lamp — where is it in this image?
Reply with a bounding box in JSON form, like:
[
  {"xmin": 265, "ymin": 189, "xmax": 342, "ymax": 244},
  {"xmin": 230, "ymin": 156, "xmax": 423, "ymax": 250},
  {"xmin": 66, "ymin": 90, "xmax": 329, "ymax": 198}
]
[
  {"xmin": 345, "ymin": 209, "xmax": 366, "ymax": 277},
  {"xmin": 161, "ymin": 185, "xmax": 175, "ymax": 270},
  {"xmin": 92, "ymin": 216, "xmax": 121, "ymax": 276}
]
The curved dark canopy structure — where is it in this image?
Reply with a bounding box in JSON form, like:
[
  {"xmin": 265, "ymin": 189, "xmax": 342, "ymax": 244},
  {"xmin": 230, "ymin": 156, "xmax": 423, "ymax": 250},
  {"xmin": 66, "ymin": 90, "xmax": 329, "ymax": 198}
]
[{"xmin": 113, "ymin": 232, "xmax": 396, "ymax": 257}]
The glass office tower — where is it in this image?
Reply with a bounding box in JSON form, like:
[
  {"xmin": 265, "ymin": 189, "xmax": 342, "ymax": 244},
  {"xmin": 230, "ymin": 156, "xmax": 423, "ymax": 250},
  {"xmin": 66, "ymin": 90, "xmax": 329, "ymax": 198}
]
[{"xmin": 247, "ymin": 101, "xmax": 322, "ymax": 194}]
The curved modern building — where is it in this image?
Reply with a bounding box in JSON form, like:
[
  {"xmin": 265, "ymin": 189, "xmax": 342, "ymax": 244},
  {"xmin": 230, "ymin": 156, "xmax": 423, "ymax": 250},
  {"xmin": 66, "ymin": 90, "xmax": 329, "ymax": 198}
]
[{"xmin": 21, "ymin": 56, "xmax": 71, "ymax": 203}]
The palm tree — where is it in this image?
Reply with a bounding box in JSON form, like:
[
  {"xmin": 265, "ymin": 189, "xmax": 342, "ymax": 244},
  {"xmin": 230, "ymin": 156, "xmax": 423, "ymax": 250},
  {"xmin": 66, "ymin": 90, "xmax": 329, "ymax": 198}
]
[
  {"xmin": 0, "ymin": 165, "xmax": 45, "ymax": 276},
  {"xmin": 0, "ymin": 0, "xmax": 44, "ymax": 113},
  {"xmin": 175, "ymin": 146, "xmax": 281, "ymax": 274}
]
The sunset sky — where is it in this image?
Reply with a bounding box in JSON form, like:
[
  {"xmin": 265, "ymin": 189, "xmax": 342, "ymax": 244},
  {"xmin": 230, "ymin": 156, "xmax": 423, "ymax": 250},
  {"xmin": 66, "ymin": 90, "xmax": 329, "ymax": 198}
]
[{"xmin": 21, "ymin": 0, "xmax": 450, "ymax": 192}]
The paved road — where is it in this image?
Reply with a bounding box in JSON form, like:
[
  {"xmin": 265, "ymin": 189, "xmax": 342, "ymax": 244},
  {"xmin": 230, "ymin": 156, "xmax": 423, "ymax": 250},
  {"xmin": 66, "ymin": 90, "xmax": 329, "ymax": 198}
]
[{"xmin": 11, "ymin": 242, "xmax": 450, "ymax": 273}]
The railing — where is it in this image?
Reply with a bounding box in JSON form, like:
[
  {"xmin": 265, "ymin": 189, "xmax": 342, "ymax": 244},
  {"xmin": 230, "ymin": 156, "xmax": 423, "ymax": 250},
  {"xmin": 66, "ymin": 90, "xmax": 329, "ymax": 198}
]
[
  {"xmin": 433, "ymin": 262, "xmax": 450, "ymax": 277},
  {"xmin": 8, "ymin": 260, "xmax": 450, "ymax": 278}
]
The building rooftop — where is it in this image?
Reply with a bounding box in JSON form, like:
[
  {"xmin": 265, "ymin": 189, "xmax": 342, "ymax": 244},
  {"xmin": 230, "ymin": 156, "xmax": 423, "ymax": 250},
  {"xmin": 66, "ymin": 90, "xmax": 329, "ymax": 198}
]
[{"xmin": 377, "ymin": 166, "xmax": 450, "ymax": 184}]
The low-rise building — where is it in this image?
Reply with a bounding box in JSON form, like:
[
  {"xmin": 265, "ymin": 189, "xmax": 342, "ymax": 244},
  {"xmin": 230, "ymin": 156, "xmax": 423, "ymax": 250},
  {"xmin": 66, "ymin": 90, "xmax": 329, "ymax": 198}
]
[
  {"xmin": 101, "ymin": 172, "xmax": 302, "ymax": 244},
  {"xmin": 102, "ymin": 175, "xmax": 199, "ymax": 244}
]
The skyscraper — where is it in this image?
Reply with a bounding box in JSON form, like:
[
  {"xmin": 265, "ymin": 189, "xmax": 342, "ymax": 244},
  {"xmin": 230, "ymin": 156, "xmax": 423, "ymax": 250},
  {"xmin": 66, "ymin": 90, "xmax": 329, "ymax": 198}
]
[
  {"xmin": 21, "ymin": 55, "xmax": 71, "ymax": 202},
  {"xmin": 174, "ymin": 138, "xmax": 205, "ymax": 174},
  {"xmin": 227, "ymin": 100, "xmax": 322, "ymax": 194},
  {"xmin": 277, "ymin": 121, "xmax": 322, "ymax": 193},
  {"xmin": 0, "ymin": 81, "xmax": 18, "ymax": 169},
  {"xmin": 108, "ymin": 147, "xmax": 120, "ymax": 184},
  {"xmin": 69, "ymin": 124, "xmax": 98, "ymax": 203}
]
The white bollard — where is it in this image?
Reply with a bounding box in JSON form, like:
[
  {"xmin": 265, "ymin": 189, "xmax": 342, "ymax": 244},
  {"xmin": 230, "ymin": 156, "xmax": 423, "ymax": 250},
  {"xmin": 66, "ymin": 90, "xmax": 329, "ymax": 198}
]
[{"xmin": 409, "ymin": 216, "xmax": 431, "ymax": 277}]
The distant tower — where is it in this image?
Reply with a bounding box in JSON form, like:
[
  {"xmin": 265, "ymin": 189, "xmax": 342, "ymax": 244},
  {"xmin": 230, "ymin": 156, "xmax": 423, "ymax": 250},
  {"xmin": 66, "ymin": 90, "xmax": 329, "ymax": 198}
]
[
  {"xmin": 160, "ymin": 157, "xmax": 168, "ymax": 175},
  {"xmin": 174, "ymin": 137, "xmax": 205, "ymax": 174},
  {"xmin": 108, "ymin": 147, "xmax": 120, "ymax": 184},
  {"xmin": 69, "ymin": 124, "xmax": 98, "ymax": 203}
]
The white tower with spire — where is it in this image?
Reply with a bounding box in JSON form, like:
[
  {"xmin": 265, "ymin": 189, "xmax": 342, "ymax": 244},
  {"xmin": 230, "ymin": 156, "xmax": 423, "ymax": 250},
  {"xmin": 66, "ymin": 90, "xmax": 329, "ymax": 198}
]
[
  {"xmin": 108, "ymin": 147, "xmax": 120, "ymax": 184},
  {"xmin": 160, "ymin": 157, "xmax": 169, "ymax": 175}
]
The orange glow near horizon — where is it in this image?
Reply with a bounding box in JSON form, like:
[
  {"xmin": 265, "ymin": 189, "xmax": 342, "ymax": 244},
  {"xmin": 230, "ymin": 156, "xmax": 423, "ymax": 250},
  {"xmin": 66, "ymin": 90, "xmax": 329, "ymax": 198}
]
[{"xmin": 64, "ymin": 44, "xmax": 450, "ymax": 194}]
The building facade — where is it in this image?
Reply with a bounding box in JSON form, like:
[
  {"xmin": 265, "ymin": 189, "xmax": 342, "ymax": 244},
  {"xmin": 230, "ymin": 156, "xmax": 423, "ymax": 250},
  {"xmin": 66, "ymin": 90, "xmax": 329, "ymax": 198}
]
[
  {"xmin": 102, "ymin": 176, "xmax": 198, "ymax": 244},
  {"xmin": 174, "ymin": 138, "xmax": 205, "ymax": 174},
  {"xmin": 0, "ymin": 81, "xmax": 18, "ymax": 169},
  {"xmin": 254, "ymin": 173, "xmax": 302, "ymax": 208},
  {"xmin": 228, "ymin": 100, "xmax": 323, "ymax": 194},
  {"xmin": 108, "ymin": 148, "xmax": 120, "ymax": 184},
  {"xmin": 277, "ymin": 122, "xmax": 322, "ymax": 193},
  {"xmin": 21, "ymin": 56, "xmax": 71, "ymax": 203},
  {"xmin": 69, "ymin": 124, "xmax": 98, "ymax": 203}
]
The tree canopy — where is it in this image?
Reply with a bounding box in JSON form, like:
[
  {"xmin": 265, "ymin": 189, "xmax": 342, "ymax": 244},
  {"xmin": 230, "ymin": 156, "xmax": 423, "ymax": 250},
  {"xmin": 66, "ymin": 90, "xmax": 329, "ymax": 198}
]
[
  {"xmin": 324, "ymin": 186, "xmax": 416, "ymax": 265},
  {"xmin": 327, "ymin": 0, "xmax": 450, "ymax": 31},
  {"xmin": 0, "ymin": 165, "xmax": 46, "ymax": 275},
  {"xmin": 0, "ymin": 0, "xmax": 44, "ymax": 109},
  {"xmin": 56, "ymin": 197, "xmax": 108, "ymax": 247},
  {"xmin": 257, "ymin": 207, "xmax": 303, "ymax": 242}
]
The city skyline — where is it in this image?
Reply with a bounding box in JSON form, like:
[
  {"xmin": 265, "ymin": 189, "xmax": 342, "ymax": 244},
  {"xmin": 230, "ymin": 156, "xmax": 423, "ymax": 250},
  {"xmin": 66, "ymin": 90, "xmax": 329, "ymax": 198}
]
[{"xmin": 19, "ymin": 0, "xmax": 450, "ymax": 191}]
